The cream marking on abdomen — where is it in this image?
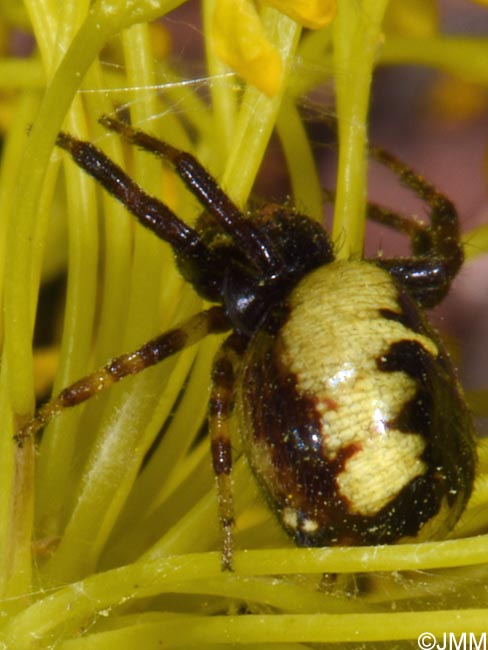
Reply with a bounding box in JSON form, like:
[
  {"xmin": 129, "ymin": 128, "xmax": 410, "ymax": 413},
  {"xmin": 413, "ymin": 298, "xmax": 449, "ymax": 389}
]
[{"xmin": 279, "ymin": 261, "xmax": 438, "ymax": 516}]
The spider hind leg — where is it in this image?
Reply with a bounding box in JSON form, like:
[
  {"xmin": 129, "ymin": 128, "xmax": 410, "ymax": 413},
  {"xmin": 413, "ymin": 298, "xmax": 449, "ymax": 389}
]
[
  {"xmin": 367, "ymin": 148, "xmax": 463, "ymax": 307},
  {"xmin": 15, "ymin": 307, "xmax": 230, "ymax": 446}
]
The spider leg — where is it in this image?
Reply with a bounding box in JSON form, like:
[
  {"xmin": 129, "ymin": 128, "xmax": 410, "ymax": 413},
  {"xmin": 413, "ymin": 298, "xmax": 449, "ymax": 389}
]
[
  {"xmin": 321, "ymin": 120, "xmax": 463, "ymax": 305},
  {"xmin": 56, "ymin": 132, "xmax": 217, "ymax": 278},
  {"xmin": 364, "ymin": 201, "xmax": 433, "ymax": 252},
  {"xmin": 323, "ymin": 188, "xmax": 432, "ymax": 251},
  {"xmin": 209, "ymin": 332, "xmax": 247, "ymax": 571},
  {"xmin": 15, "ymin": 307, "xmax": 230, "ymax": 446},
  {"xmin": 99, "ymin": 115, "xmax": 281, "ymax": 274},
  {"xmin": 368, "ymin": 148, "xmax": 463, "ymax": 307}
]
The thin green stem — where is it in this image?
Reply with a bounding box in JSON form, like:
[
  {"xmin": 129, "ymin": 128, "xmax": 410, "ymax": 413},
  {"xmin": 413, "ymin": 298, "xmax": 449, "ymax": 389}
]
[{"xmin": 332, "ymin": 0, "xmax": 390, "ymax": 257}]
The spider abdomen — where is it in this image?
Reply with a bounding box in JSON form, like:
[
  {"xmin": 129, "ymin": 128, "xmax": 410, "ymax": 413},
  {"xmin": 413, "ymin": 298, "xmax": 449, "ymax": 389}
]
[{"xmin": 238, "ymin": 260, "xmax": 476, "ymax": 547}]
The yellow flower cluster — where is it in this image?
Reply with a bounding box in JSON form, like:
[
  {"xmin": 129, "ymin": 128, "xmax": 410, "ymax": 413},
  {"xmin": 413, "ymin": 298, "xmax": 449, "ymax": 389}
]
[{"xmin": 213, "ymin": 0, "xmax": 335, "ymax": 96}]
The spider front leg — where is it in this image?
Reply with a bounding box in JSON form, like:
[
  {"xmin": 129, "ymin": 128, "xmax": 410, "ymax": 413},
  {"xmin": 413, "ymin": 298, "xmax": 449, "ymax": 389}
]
[
  {"xmin": 56, "ymin": 131, "xmax": 220, "ymax": 299},
  {"xmin": 15, "ymin": 307, "xmax": 230, "ymax": 446},
  {"xmin": 98, "ymin": 115, "xmax": 281, "ymax": 273},
  {"xmin": 209, "ymin": 333, "xmax": 247, "ymax": 571}
]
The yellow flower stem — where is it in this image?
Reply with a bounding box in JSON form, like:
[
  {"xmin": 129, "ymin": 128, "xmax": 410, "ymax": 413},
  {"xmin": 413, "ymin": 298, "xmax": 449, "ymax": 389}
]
[
  {"xmin": 4, "ymin": 535, "xmax": 488, "ymax": 648},
  {"xmin": 0, "ymin": 93, "xmax": 41, "ymax": 344},
  {"xmin": 0, "ymin": 17, "xmax": 106, "ymax": 603},
  {"xmin": 0, "ymin": 59, "xmax": 44, "ymax": 89},
  {"xmin": 121, "ymin": 22, "xmax": 166, "ymax": 342},
  {"xmin": 0, "ymin": 0, "xmax": 189, "ymax": 599},
  {"xmin": 24, "ymin": 0, "xmax": 69, "ymax": 67},
  {"xmin": 202, "ymin": 0, "xmax": 238, "ymax": 160},
  {"xmin": 332, "ymin": 0, "xmax": 390, "ymax": 258},
  {"xmin": 290, "ymin": 25, "xmax": 334, "ymax": 98},
  {"xmin": 20, "ymin": 7, "xmax": 101, "ymax": 543},
  {"xmin": 39, "ymin": 17, "xmax": 176, "ymax": 585},
  {"xmin": 99, "ymin": 354, "xmax": 211, "ymax": 567},
  {"xmin": 276, "ymin": 98, "xmax": 324, "ymax": 222},
  {"xmin": 380, "ymin": 36, "xmax": 488, "ymax": 83},
  {"xmin": 4, "ymin": 10, "xmax": 108, "ymax": 450},
  {"xmin": 221, "ymin": 6, "xmax": 302, "ymax": 205},
  {"xmin": 35, "ymin": 62, "xmax": 125, "ymax": 535},
  {"xmin": 107, "ymin": 339, "xmax": 221, "ymax": 560},
  {"xmin": 0, "ymin": 0, "xmax": 486, "ymax": 642},
  {"xmin": 52, "ymin": 610, "xmax": 488, "ymax": 649}
]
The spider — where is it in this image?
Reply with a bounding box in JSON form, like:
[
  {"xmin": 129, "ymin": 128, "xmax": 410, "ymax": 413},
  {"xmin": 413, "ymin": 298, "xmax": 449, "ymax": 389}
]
[{"xmin": 16, "ymin": 116, "xmax": 476, "ymax": 571}]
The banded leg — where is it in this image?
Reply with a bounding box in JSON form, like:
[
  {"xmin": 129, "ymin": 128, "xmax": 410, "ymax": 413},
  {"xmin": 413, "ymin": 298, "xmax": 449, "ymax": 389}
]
[
  {"xmin": 322, "ymin": 116, "xmax": 462, "ymax": 306},
  {"xmin": 99, "ymin": 115, "xmax": 280, "ymax": 273},
  {"xmin": 209, "ymin": 332, "xmax": 247, "ymax": 571},
  {"xmin": 56, "ymin": 132, "xmax": 216, "ymax": 275},
  {"xmin": 368, "ymin": 148, "xmax": 463, "ymax": 308},
  {"xmin": 323, "ymin": 187, "xmax": 432, "ymax": 252},
  {"xmin": 15, "ymin": 307, "xmax": 230, "ymax": 446},
  {"xmin": 370, "ymin": 147, "xmax": 462, "ymax": 265},
  {"xmin": 324, "ymin": 113, "xmax": 461, "ymax": 261}
]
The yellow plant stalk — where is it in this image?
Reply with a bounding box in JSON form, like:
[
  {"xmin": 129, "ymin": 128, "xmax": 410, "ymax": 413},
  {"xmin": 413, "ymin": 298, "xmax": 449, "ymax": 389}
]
[{"xmin": 0, "ymin": 1, "xmax": 486, "ymax": 648}]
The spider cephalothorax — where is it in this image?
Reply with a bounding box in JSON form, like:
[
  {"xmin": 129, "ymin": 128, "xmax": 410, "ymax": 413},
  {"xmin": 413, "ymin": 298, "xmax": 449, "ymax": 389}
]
[{"xmin": 17, "ymin": 116, "xmax": 476, "ymax": 570}]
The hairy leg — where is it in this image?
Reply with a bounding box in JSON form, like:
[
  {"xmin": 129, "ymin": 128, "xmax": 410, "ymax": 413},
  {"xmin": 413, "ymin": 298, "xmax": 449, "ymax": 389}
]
[
  {"xmin": 16, "ymin": 307, "xmax": 230, "ymax": 446},
  {"xmin": 209, "ymin": 332, "xmax": 247, "ymax": 570}
]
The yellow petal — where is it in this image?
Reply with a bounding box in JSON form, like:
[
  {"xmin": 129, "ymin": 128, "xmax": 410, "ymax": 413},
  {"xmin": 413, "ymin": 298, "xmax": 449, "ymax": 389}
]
[
  {"xmin": 263, "ymin": 0, "xmax": 336, "ymax": 29},
  {"xmin": 212, "ymin": 0, "xmax": 283, "ymax": 97}
]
